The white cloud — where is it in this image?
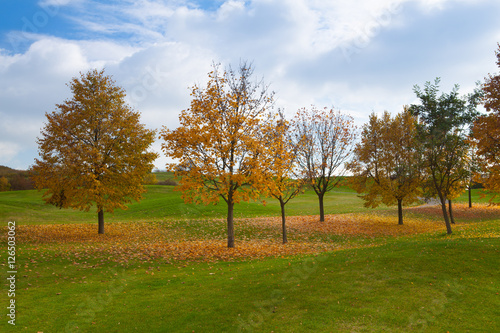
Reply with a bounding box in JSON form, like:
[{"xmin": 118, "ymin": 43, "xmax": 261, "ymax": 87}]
[
  {"xmin": 0, "ymin": 142, "xmax": 21, "ymax": 164},
  {"xmin": 1, "ymin": 0, "xmax": 500, "ymax": 169},
  {"xmin": 217, "ymin": 0, "xmax": 246, "ymax": 20}
]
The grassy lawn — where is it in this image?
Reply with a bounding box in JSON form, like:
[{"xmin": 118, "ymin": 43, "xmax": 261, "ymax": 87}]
[
  {"xmin": 0, "ymin": 184, "xmax": 374, "ymax": 225},
  {"xmin": 0, "ymin": 185, "xmax": 499, "ymax": 332},
  {"xmin": 455, "ymin": 187, "xmax": 499, "ymax": 205}
]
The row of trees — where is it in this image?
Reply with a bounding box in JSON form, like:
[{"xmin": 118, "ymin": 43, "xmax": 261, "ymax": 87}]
[
  {"xmin": 348, "ymin": 80, "xmax": 481, "ymax": 235},
  {"xmin": 32, "ymin": 45, "xmax": 500, "ymax": 248},
  {"xmin": 160, "ymin": 64, "xmax": 359, "ymax": 247},
  {"xmin": 349, "ymin": 44, "xmax": 500, "ymax": 234},
  {"xmin": 161, "ymin": 52, "xmax": 499, "ymax": 246}
]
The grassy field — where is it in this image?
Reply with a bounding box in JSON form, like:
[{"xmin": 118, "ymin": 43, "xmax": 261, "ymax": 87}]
[
  {"xmin": 1, "ymin": 183, "xmax": 499, "ymax": 332},
  {"xmin": 0, "ymin": 183, "xmax": 372, "ymax": 226}
]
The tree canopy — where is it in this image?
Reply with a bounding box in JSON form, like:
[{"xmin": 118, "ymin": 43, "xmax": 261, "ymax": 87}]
[
  {"xmin": 409, "ymin": 78, "xmax": 481, "ymax": 233},
  {"xmin": 471, "ymin": 44, "xmax": 500, "ymax": 204},
  {"xmin": 31, "ymin": 69, "xmax": 158, "ymax": 234},
  {"xmin": 348, "ymin": 108, "xmax": 422, "ymax": 225},
  {"xmin": 293, "ymin": 106, "xmax": 357, "ymax": 222},
  {"xmin": 160, "ymin": 63, "xmax": 275, "ymax": 248},
  {"xmin": 263, "ymin": 110, "xmax": 304, "ymax": 243}
]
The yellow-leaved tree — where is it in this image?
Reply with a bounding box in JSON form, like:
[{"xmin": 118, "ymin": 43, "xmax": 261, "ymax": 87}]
[
  {"xmin": 348, "ymin": 109, "xmax": 423, "ymax": 225},
  {"xmin": 160, "ymin": 63, "xmax": 275, "ymax": 248},
  {"xmin": 31, "ymin": 69, "xmax": 158, "ymax": 234},
  {"xmin": 263, "ymin": 110, "xmax": 305, "ymax": 243}
]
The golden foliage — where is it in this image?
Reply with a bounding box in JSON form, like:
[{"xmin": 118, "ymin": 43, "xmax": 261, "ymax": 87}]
[
  {"xmin": 348, "ymin": 109, "xmax": 422, "ymax": 216},
  {"xmin": 0, "ymin": 176, "xmax": 10, "ymax": 191},
  {"xmin": 160, "ymin": 63, "xmax": 277, "ymax": 247},
  {"xmin": 160, "ymin": 64, "xmax": 274, "ymax": 206},
  {"xmin": 15, "ymin": 222, "xmax": 329, "ymax": 263},
  {"xmin": 143, "ymin": 173, "xmax": 158, "ymax": 185},
  {"xmin": 31, "ymin": 69, "xmax": 158, "ymax": 220},
  {"xmin": 263, "ymin": 113, "xmax": 304, "ymax": 203}
]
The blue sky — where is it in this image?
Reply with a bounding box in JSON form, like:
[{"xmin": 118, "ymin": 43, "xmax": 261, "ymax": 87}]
[{"xmin": 1, "ymin": 0, "xmax": 500, "ymax": 170}]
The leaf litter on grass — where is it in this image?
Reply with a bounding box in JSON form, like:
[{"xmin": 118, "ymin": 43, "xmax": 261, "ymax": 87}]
[
  {"xmin": 7, "ymin": 205, "xmax": 500, "ymax": 266},
  {"xmin": 407, "ymin": 203, "xmax": 500, "ymax": 221}
]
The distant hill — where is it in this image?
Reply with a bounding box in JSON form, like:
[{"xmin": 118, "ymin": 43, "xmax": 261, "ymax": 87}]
[
  {"xmin": 0, "ymin": 165, "xmax": 34, "ymax": 191},
  {"xmin": 0, "ymin": 165, "xmax": 20, "ymax": 175}
]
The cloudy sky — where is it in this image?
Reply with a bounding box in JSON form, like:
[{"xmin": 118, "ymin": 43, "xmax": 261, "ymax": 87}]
[{"xmin": 1, "ymin": 0, "xmax": 500, "ymax": 170}]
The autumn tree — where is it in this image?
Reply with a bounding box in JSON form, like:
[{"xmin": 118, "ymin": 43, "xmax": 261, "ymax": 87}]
[
  {"xmin": 264, "ymin": 110, "xmax": 304, "ymax": 243},
  {"xmin": 348, "ymin": 108, "xmax": 423, "ymax": 225},
  {"xmin": 160, "ymin": 63, "xmax": 275, "ymax": 248},
  {"xmin": 293, "ymin": 106, "xmax": 357, "ymax": 222},
  {"xmin": 409, "ymin": 78, "xmax": 481, "ymax": 234},
  {"xmin": 0, "ymin": 176, "xmax": 10, "ymax": 191},
  {"xmin": 471, "ymin": 44, "xmax": 500, "ymax": 204},
  {"xmin": 31, "ymin": 69, "xmax": 158, "ymax": 234}
]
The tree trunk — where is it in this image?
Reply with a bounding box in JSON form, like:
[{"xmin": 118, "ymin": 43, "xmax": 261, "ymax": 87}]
[
  {"xmin": 98, "ymin": 207, "xmax": 104, "ymax": 234},
  {"xmin": 397, "ymin": 198, "xmax": 403, "ymax": 225},
  {"xmin": 468, "ymin": 187, "xmax": 472, "ymax": 208},
  {"xmin": 318, "ymin": 192, "xmax": 325, "ymax": 222},
  {"xmin": 280, "ymin": 198, "xmax": 287, "ymax": 244},
  {"xmin": 227, "ymin": 200, "xmax": 235, "ymax": 248},
  {"xmin": 439, "ymin": 196, "xmax": 453, "ymax": 234},
  {"xmin": 448, "ymin": 199, "xmax": 455, "ymax": 224}
]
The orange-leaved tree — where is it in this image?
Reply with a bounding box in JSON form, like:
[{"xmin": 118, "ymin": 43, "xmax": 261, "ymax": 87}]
[
  {"xmin": 160, "ymin": 63, "xmax": 275, "ymax": 248},
  {"xmin": 348, "ymin": 108, "xmax": 423, "ymax": 225},
  {"xmin": 31, "ymin": 69, "xmax": 158, "ymax": 234},
  {"xmin": 263, "ymin": 110, "xmax": 305, "ymax": 243},
  {"xmin": 472, "ymin": 44, "xmax": 500, "ymax": 204},
  {"xmin": 293, "ymin": 106, "xmax": 357, "ymax": 222}
]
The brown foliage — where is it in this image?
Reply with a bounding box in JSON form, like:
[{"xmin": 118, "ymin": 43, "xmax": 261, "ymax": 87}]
[
  {"xmin": 348, "ymin": 109, "xmax": 423, "ymax": 224},
  {"xmin": 9, "ymin": 173, "xmax": 34, "ymax": 190},
  {"xmin": 0, "ymin": 166, "xmax": 34, "ymax": 190},
  {"xmin": 16, "ymin": 208, "xmax": 494, "ymax": 265},
  {"xmin": 471, "ymin": 44, "xmax": 500, "ymax": 203}
]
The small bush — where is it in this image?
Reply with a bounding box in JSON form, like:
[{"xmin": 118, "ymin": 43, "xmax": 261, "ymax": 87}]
[
  {"xmin": 157, "ymin": 179, "xmax": 178, "ymax": 186},
  {"xmin": 143, "ymin": 173, "xmax": 158, "ymax": 185}
]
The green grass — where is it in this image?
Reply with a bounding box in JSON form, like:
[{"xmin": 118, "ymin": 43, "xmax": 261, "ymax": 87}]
[
  {"xmin": 152, "ymin": 171, "xmax": 178, "ymax": 182},
  {"xmin": 1, "ymin": 186, "xmax": 499, "ymax": 332},
  {"xmin": 455, "ymin": 188, "xmax": 499, "ymax": 205},
  {"xmin": 0, "ymin": 184, "xmax": 374, "ymax": 225},
  {"xmin": 1, "ymin": 185, "xmax": 491, "ymax": 226},
  {"xmin": 3, "ymin": 223, "xmax": 500, "ymax": 332}
]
